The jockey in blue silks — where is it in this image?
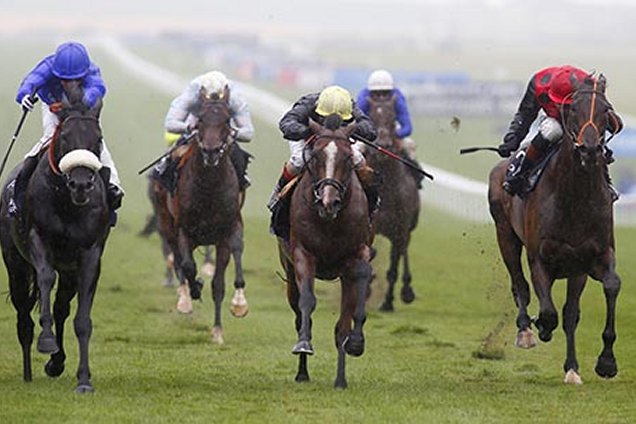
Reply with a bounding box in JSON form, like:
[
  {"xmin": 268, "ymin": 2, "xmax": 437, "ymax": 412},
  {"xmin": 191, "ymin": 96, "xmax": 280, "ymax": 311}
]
[
  {"xmin": 356, "ymin": 69, "xmax": 416, "ymax": 161},
  {"xmin": 10, "ymin": 41, "xmax": 123, "ymax": 216}
]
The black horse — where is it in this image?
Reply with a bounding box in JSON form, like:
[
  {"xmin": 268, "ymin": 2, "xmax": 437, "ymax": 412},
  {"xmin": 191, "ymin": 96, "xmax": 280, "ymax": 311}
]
[{"xmin": 0, "ymin": 93, "xmax": 112, "ymax": 393}]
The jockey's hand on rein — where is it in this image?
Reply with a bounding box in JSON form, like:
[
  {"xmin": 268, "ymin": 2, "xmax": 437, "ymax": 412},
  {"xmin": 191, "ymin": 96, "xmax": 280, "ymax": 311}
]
[
  {"xmin": 497, "ymin": 143, "xmax": 515, "ymax": 158},
  {"xmin": 20, "ymin": 94, "xmax": 39, "ymax": 112}
]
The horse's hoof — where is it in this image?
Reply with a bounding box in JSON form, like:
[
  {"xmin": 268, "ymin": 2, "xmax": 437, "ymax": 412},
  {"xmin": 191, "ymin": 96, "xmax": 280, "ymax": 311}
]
[
  {"xmin": 230, "ymin": 288, "xmax": 249, "ymax": 318},
  {"xmin": 37, "ymin": 334, "xmax": 59, "ymax": 354},
  {"xmin": 378, "ymin": 301, "xmax": 394, "ymax": 312},
  {"xmin": 564, "ymin": 369, "xmax": 583, "ymax": 385},
  {"xmin": 190, "ymin": 278, "xmax": 204, "ymax": 300},
  {"xmin": 334, "ymin": 378, "xmax": 348, "ymax": 389},
  {"xmin": 515, "ymin": 329, "xmax": 537, "ymax": 349},
  {"xmin": 295, "ymin": 373, "xmax": 310, "ymax": 383},
  {"xmin": 211, "ymin": 326, "xmax": 224, "ymax": 344},
  {"xmin": 292, "ymin": 340, "xmax": 314, "ymax": 355},
  {"xmin": 538, "ymin": 330, "xmax": 553, "ymax": 343},
  {"xmin": 75, "ymin": 384, "xmax": 95, "ymax": 394},
  {"xmin": 44, "ymin": 359, "xmax": 65, "ymax": 377},
  {"xmin": 343, "ymin": 335, "xmax": 365, "ymax": 357},
  {"xmin": 176, "ymin": 284, "xmax": 193, "ymax": 314},
  {"xmin": 401, "ymin": 286, "xmax": 415, "ymax": 304},
  {"xmin": 595, "ymin": 355, "xmax": 618, "ymax": 379}
]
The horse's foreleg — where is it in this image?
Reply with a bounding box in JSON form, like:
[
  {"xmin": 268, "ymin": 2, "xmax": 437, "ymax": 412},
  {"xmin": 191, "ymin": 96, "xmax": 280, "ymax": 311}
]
[
  {"xmin": 562, "ymin": 275, "xmax": 587, "ymax": 384},
  {"xmin": 73, "ymin": 249, "xmax": 101, "ymax": 393},
  {"xmin": 529, "ymin": 259, "xmax": 558, "ymax": 342},
  {"xmin": 229, "ymin": 220, "xmax": 248, "ymax": 318},
  {"xmin": 592, "ymin": 256, "xmax": 620, "ymax": 379},
  {"xmin": 400, "ymin": 237, "xmax": 415, "ymax": 304},
  {"xmin": 28, "ymin": 231, "xmax": 58, "ymax": 355},
  {"xmin": 161, "ymin": 236, "xmax": 175, "ymax": 287},
  {"xmin": 45, "ymin": 273, "xmax": 76, "ymax": 379},
  {"xmin": 284, "ymin": 258, "xmax": 310, "ymax": 382},
  {"xmin": 177, "ymin": 231, "xmax": 202, "ymax": 301},
  {"xmin": 211, "ymin": 244, "xmax": 231, "ymax": 344},
  {"xmin": 291, "ymin": 246, "xmax": 316, "ymax": 355},
  {"xmin": 494, "ymin": 221, "xmax": 535, "ymax": 348},
  {"xmin": 6, "ymin": 250, "xmax": 36, "ymax": 382},
  {"xmin": 379, "ymin": 241, "xmax": 400, "ymax": 312}
]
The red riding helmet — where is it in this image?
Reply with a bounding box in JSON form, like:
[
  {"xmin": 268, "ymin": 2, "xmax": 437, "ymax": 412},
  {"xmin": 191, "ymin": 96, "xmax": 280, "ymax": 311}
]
[{"xmin": 548, "ymin": 66, "xmax": 587, "ymax": 105}]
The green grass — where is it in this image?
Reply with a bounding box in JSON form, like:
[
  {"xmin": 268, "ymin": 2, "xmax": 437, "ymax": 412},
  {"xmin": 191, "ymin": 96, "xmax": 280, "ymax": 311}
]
[{"xmin": 1, "ymin": 39, "xmax": 635, "ymax": 424}]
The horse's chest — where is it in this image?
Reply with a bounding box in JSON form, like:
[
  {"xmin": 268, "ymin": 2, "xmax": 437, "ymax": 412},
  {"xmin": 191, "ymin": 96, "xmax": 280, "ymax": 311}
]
[{"xmin": 538, "ymin": 237, "xmax": 608, "ymax": 276}]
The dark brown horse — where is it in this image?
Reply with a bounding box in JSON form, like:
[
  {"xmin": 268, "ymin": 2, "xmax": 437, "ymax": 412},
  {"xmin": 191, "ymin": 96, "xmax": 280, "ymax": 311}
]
[
  {"xmin": 277, "ymin": 118, "xmax": 373, "ymax": 389},
  {"xmin": 489, "ymin": 74, "xmax": 621, "ymax": 384},
  {"xmin": 153, "ymin": 88, "xmax": 247, "ymax": 344},
  {"xmin": 365, "ymin": 94, "xmax": 420, "ymax": 311},
  {"xmin": 0, "ymin": 93, "xmax": 111, "ymax": 392}
]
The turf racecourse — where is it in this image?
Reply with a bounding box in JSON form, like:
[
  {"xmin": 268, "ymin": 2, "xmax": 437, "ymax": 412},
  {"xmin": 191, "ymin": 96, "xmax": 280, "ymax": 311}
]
[{"xmin": 0, "ymin": 39, "xmax": 635, "ymax": 423}]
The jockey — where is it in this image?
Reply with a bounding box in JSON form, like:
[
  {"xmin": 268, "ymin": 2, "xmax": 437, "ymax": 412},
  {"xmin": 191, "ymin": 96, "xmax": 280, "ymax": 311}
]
[
  {"xmin": 267, "ymin": 85, "xmax": 378, "ymax": 212},
  {"xmin": 356, "ymin": 69, "xmax": 423, "ymax": 188},
  {"xmin": 10, "ymin": 41, "xmax": 123, "ymax": 216},
  {"xmin": 498, "ymin": 65, "xmax": 623, "ymax": 197},
  {"xmin": 155, "ymin": 70, "xmax": 254, "ymax": 194}
]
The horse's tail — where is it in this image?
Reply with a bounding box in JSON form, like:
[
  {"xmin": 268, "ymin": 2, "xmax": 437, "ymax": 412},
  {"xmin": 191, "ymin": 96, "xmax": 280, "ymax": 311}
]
[{"xmin": 138, "ymin": 213, "xmax": 158, "ymax": 238}]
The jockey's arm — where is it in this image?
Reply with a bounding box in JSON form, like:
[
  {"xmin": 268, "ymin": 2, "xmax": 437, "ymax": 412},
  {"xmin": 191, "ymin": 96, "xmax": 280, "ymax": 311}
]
[
  {"xmin": 279, "ymin": 95, "xmax": 314, "ymax": 141},
  {"xmin": 502, "ymin": 78, "xmax": 542, "ymax": 148},
  {"xmin": 394, "ymin": 90, "xmax": 412, "ymax": 139},
  {"xmin": 351, "ymin": 101, "xmax": 377, "ymax": 141},
  {"xmin": 229, "ymin": 94, "xmax": 254, "ymax": 142}
]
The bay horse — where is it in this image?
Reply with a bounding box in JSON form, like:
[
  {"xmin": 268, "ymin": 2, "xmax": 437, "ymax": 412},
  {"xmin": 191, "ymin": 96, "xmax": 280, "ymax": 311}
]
[
  {"xmin": 277, "ymin": 117, "xmax": 373, "ymax": 389},
  {"xmin": 365, "ymin": 94, "xmax": 420, "ymax": 311},
  {"xmin": 153, "ymin": 87, "xmax": 247, "ymax": 344},
  {"xmin": 488, "ymin": 74, "xmax": 621, "ymax": 384},
  {"xmin": 0, "ymin": 92, "xmax": 112, "ymax": 393}
]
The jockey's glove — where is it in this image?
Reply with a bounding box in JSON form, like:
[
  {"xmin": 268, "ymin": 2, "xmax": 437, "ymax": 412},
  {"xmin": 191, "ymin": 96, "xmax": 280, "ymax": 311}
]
[{"xmin": 20, "ymin": 94, "xmax": 39, "ymax": 112}]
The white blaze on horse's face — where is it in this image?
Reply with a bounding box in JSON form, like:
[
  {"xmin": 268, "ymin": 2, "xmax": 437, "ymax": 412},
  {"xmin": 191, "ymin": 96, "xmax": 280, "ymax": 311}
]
[{"xmin": 324, "ymin": 141, "xmax": 338, "ymax": 179}]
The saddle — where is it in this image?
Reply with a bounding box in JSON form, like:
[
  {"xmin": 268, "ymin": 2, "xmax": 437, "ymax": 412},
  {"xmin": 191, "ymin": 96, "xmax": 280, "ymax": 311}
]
[{"xmin": 520, "ymin": 145, "xmax": 560, "ymax": 196}]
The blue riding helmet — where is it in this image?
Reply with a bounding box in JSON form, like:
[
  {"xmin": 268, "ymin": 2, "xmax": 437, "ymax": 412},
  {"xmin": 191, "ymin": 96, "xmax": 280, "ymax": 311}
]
[{"xmin": 52, "ymin": 42, "xmax": 90, "ymax": 79}]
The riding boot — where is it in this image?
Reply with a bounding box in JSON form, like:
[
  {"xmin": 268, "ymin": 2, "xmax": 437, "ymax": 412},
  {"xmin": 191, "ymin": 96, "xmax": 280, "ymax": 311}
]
[
  {"xmin": 267, "ymin": 166, "xmax": 294, "ymax": 212},
  {"xmin": 503, "ymin": 150, "xmax": 533, "ymax": 195},
  {"xmin": 7, "ymin": 155, "xmax": 39, "ymax": 217},
  {"xmin": 230, "ymin": 143, "xmax": 253, "ymax": 191},
  {"xmin": 152, "ymin": 156, "xmax": 179, "ymax": 194}
]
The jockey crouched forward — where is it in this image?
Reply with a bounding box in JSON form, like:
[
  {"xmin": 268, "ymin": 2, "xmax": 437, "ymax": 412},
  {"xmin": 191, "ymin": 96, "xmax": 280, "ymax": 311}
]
[
  {"xmin": 9, "ymin": 41, "xmax": 124, "ymax": 222},
  {"xmin": 267, "ymin": 85, "xmax": 379, "ymax": 237},
  {"xmin": 153, "ymin": 71, "xmax": 254, "ymax": 195},
  {"xmin": 498, "ymin": 65, "xmax": 623, "ymax": 199},
  {"xmin": 357, "ymin": 69, "xmax": 423, "ymax": 188}
]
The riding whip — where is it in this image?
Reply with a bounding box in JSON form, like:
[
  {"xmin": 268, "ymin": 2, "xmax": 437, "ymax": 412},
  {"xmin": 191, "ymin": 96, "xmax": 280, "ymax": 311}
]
[
  {"xmin": 137, "ymin": 131, "xmax": 198, "ymax": 175},
  {"xmin": 459, "ymin": 146, "xmax": 500, "ymax": 155},
  {"xmin": 352, "ymin": 135, "xmax": 434, "ymax": 180},
  {"xmin": 0, "ymin": 95, "xmax": 37, "ymax": 179}
]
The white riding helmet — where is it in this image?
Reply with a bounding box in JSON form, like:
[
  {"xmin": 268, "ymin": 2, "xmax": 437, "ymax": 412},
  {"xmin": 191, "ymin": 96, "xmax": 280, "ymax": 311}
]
[
  {"xmin": 199, "ymin": 71, "xmax": 229, "ymax": 99},
  {"xmin": 367, "ymin": 69, "xmax": 394, "ymax": 91}
]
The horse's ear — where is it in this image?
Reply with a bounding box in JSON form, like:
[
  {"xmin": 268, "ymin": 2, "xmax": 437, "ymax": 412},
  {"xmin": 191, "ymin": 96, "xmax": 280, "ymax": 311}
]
[
  {"xmin": 89, "ymin": 97, "xmax": 103, "ymax": 118},
  {"xmin": 344, "ymin": 121, "xmax": 357, "ymax": 138},
  {"xmin": 308, "ymin": 118, "xmax": 322, "ymax": 135},
  {"xmin": 598, "ymin": 74, "xmax": 607, "ymax": 92},
  {"xmin": 323, "ymin": 114, "xmax": 342, "ymax": 131},
  {"xmin": 223, "ymin": 85, "xmax": 231, "ymax": 103}
]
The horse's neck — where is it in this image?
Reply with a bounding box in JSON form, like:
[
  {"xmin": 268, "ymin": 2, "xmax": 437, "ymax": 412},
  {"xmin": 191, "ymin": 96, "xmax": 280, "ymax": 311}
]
[{"xmin": 550, "ymin": 140, "xmax": 609, "ymax": 214}]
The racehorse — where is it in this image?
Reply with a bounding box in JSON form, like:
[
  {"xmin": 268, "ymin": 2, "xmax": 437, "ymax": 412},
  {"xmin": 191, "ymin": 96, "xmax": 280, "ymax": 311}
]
[
  {"xmin": 365, "ymin": 94, "xmax": 420, "ymax": 311},
  {"xmin": 488, "ymin": 74, "xmax": 621, "ymax": 384},
  {"xmin": 152, "ymin": 87, "xmax": 247, "ymax": 344},
  {"xmin": 277, "ymin": 117, "xmax": 373, "ymax": 389},
  {"xmin": 0, "ymin": 90, "xmax": 112, "ymax": 393}
]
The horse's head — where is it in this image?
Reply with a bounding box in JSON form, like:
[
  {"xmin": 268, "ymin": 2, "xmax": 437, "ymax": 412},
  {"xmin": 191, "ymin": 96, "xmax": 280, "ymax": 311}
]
[
  {"xmin": 52, "ymin": 98, "xmax": 104, "ymax": 207},
  {"xmin": 564, "ymin": 74, "xmax": 611, "ymax": 167},
  {"xmin": 368, "ymin": 93, "xmax": 397, "ymax": 149},
  {"xmin": 306, "ymin": 117, "xmax": 357, "ymax": 220},
  {"xmin": 195, "ymin": 87, "xmax": 232, "ymax": 167}
]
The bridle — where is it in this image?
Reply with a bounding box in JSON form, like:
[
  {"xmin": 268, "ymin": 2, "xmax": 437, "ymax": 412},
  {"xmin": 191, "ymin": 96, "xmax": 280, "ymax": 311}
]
[
  {"xmin": 194, "ymin": 99, "xmax": 233, "ymax": 167},
  {"xmin": 303, "ymin": 133, "xmax": 354, "ymax": 207},
  {"xmin": 48, "ymin": 114, "xmax": 101, "ymax": 177}
]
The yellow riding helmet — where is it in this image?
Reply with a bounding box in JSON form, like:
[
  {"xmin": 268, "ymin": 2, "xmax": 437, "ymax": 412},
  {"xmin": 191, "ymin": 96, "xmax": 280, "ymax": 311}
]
[
  {"xmin": 199, "ymin": 71, "xmax": 228, "ymax": 99},
  {"xmin": 315, "ymin": 85, "xmax": 353, "ymax": 121}
]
